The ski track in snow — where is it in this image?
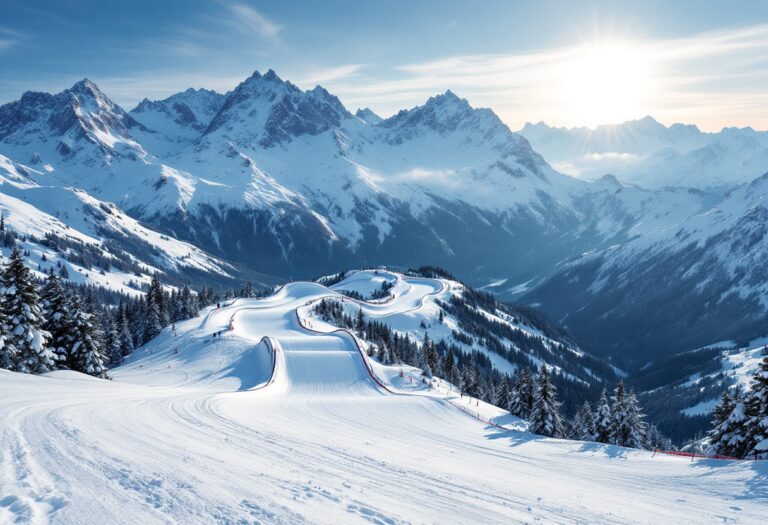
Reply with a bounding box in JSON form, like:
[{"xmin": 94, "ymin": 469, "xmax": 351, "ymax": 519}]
[{"xmin": 1, "ymin": 271, "xmax": 766, "ymax": 524}]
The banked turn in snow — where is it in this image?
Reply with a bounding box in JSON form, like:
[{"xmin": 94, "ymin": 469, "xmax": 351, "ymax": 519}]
[{"xmin": 0, "ymin": 271, "xmax": 765, "ymax": 524}]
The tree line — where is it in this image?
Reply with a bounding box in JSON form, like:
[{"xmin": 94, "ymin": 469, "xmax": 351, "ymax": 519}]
[
  {"xmin": 707, "ymin": 352, "xmax": 768, "ymax": 459},
  {"xmin": 0, "ymin": 246, "xmax": 259, "ymax": 378}
]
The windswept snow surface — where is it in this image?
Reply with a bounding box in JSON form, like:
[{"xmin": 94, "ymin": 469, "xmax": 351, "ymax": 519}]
[{"xmin": 1, "ymin": 273, "xmax": 766, "ymax": 524}]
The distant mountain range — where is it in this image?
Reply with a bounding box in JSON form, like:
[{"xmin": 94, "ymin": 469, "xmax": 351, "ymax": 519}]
[
  {"xmin": 519, "ymin": 117, "xmax": 768, "ymax": 189},
  {"xmin": 1, "ymin": 69, "xmax": 767, "ymax": 382}
]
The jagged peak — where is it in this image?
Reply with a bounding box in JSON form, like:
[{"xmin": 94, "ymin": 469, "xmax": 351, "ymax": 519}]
[
  {"xmin": 424, "ymin": 89, "xmax": 469, "ymax": 109},
  {"xmin": 68, "ymin": 78, "xmax": 105, "ymax": 98},
  {"xmin": 355, "ymin": 107, "xmax": 382, "ymax": 125},
  {"xmin": 594, "ymin": 174, "xmax": 623, "ymax": 188},
  {"xmin": 263, "ymin": 68, "xmax": 281, "ymax": 82}
]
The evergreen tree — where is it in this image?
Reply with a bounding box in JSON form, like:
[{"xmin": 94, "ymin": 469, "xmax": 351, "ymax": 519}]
[
  {"xmin": 444, "ymin": 349, "xmax": 455, "ymax": 379},
  {"xmin": 0, "ymin": 264, "xmax": 15, "ymax": 370},
  {"xmin": 147, "ymin": 274, "xmax": 169, "ymax": 327},
  {"xmin": 179, "ymin": 285, "xmax": 198, "ymax": 320},
  {"xmin": 509, "ymin": 367, "xmax": 534, "ymax": 418},
  {"xmin": 117, "ymin": 304, "xmax": 135, "ymax": 358},
  {"xmin": 623, "ymin": 391, "xmax": 648, "ymax": 449},
  {"xmin": 529, "ymin": 366, "xmax": 564, "ymax": 437},
  {"xmin": 69, "ymin": 293, "xmax": 107, "ymax": 378},
  {"xmin": 611, "ymin": 381, "xmax": 631, "ymax": 446},
  {"xmin": 486, "ymin": 378, "xmax": 501, "ymax": 407},
  {"xmin": 572, "ymin": 400, "xmax": 596, "ymax": 441},
  {"xmin": 462, "ymin": 364, "xmax": 479, "ymax": 397},
  {"xmin": 422, "ymin": 333, "xmax": 438, "ymax": 378},
  {"xmin": 40, "ymin": 270, "xmax": 72, "ymax": 367},
  {"xmin": 0, "ymin": 320, "xmax": 15, "ymax": 370},
  {"xmin": 707, "ymin": 389, "xmax": 735, "ymax": 453},
  {"xmin": 646, "ymin": 424, "xmax": 670, "ymax": 451},
  {"xmin": 2, "ymin": 247, "xmax": 54, "ymax": 373},
  {"xmin": 747, "ymin": 356, "xmax": 768, "ymax": 458},
  {"xmin": 498, "ymin": 376, "xmax": 511, "ymax": 411},
  {"xmin": 593, "ymin": 389, "xmax": 613, "ymax": 443},
  {"xmin": 715, "ymin": 394, "xmax": 751, "ymax": 458},
  {"xmin": 142, "ymin": 298, "xmax": 163, "ymax": 344},
  {"xmin": 102, "ymin": 314, "xmax": 123, "ymax": 366}
]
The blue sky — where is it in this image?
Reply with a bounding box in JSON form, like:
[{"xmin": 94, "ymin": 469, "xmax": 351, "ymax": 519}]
[{"xmin": 2, "ymin": 0, "xmax": 768, "ymax": 130}]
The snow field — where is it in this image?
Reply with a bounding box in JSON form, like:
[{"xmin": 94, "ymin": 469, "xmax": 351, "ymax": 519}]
[{"xmin": 0, "ymin": 271, "xmax": 766, "ymax": 523}]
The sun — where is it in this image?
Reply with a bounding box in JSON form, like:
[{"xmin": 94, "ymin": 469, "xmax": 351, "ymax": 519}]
[{"xmin": 559, "ymin": 43, "xmax": 650, "ymax": 128}]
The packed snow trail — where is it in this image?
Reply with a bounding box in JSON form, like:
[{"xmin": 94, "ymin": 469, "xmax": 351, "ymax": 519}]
[{"xmin": 1, "ymin": 271, "xmax": 766, "ymax": 524}]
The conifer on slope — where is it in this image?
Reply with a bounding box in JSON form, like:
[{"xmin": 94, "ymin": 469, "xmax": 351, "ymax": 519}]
[
  {"xmin": 2, "ymin": 247, "xmax": 53, "ymax": 373},
  {"xmin": 707, "ymin": 389, "xmax": 735, "ymax": 454},
  {"xmin": 69, "ymin": 292, "xmax": 107, "ymax": 378},
  {"xmin": 593, "ymin": 389, "xmax": 613, "ymax": 444},
  {"xmin": 40, "ymin": 269, "xmax": 72, "ymax": 367},
  {"xmin": 529, "ymin": 365, "xmax": 564, "ymax": 437},
  {"xmin": 747, "ymin": 356, "xmax": 768, "ymax": 458},
  {"xmin": 509, "ymin": 367, "xmax": 534, "ymax": 418},
  {"xmin": 572, "ymin": 400, "xmax": 596, "ymax": 441}
]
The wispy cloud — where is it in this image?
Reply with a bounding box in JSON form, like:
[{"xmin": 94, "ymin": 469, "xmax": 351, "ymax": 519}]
[
  {"xmin": 297, "ymin": 64, "xmax": 366, "ymax": 86},
  {"xmin": 323, "ymin": 22, "xmax": 768, "ymax": 131},
  {"xmin": 226, "ymin": 3, "xmax": 281, "ymax": 40},
  {"xmin": 0, "ymin": 26, "xmax": 24, "ymax": 52}
]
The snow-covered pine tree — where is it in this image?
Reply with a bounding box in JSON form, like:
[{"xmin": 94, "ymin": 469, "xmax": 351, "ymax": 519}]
[
  {"xmin": 486, "ymin": 378, "xmax": 501, "ymax": 407},
  {"xmin": 422, "ymin": 333, "xmax": 439, "ymax": 378},
  {"xmin": 117, "ymin": 304, "xmax": 135, "ymax": 358},
  {"xmin": 179, "ymin": 284, "xmax": 198, "ymax": 320},
  {"xmin": 498, "ymin": 376, "xmax": 511, "ymax": 412},
  {"xmin": 146, "ymin": 274, "xmax": 170, "ymax": 327},
  {"xmin": 462, "ymin": 363, "xmax": 479, "ymax": 397},
  {"xmin": 1, "ymin": 247, "xmax": 54, "ymax": 373},
  {"xmin": 529, "ymin": 365, "xmax": 564, "ymax": 437},
  {"xmin": 593, "ymin": 389, "xmax": 613, "ymax": 443},
  {"xmin": 69, "ymin": 292, "xmax": 107, "ymax": 378},
  {"xmin": 142, "ymin": 297, "xmax": 163, "ymax": 344},
  {"xmin": 572, "ymin": 400, "xmax": 596, "ymax": 441},
  {"xmin": 443, "ymin": 349, "xmax": 455, "ymax": 379},
  {"xmin": 509, "ymin": 367, "xmax": 534, "ymax": 418},
  {"xmin": 646, "ymin": 424, "xmax": 671, "ymax": 451},
  {"xmin": 707, "ymin": 389, "xmax": 735, "ymax": 454},
  {"xmin": 40, "ymin": 270, "xmax": 72, "ymax": 367},
  {"xmin": 0, "ymin": 307, "xmax": 15, "ymax": 370},
  {"xmin": 623, "ymin": 391, "xmax": 648, "ymax": 449},
  {"xmin": 713, "ymin": 388, "xmax": 751, "ymax": 458},
  {"xmin": 611, "ymin": 381, "xmax": 630, "ymax": 446},
  {"xmin": 746, "ymin": 355, "xmax": 768, "ymax": 459},
  {"xmin": 102, "ymin": 313, "xmax": 122, "ymax": 366}
]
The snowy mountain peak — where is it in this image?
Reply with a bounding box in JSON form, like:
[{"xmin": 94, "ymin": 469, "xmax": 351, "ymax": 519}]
[
  {"xmin": 380, "ymin": 89, "xmax": 500, "ymax": 142},
  {"xmin": 202, "ymin": 70, "xmax": 351, "ymax": 148},
  {"xmin": 69, "ymin": 78, "xmax": 102, "ymax": 97},
  {"xmin": 355, "ymin": 107, "xmax": 382, "ymax": 125},
  {"xmin": 0, "ymin": 77, "xmax": 145, "ymax": 168}
]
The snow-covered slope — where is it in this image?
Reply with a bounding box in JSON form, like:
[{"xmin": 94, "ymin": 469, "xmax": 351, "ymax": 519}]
[
  {"xmin": 520, "ymin": 117, "xmax": 768, "ymax": 189},
  {"xmin": 130, "ymin": 88, "xmax": 225, "ymax": 155},
  {"xmin": 520, "ymin": 172, "xmax": 768, "ymax": 367},
  {"xmin": 0, "ymin": 153, "xmax": 257, "ymax": 293},
  {"xmin": 304, "ymin": 269, "xmax": 615, "ymax": 388},
  {"xmin": 1, "ymin": 271, "xmax": 765, "ymax": 524}
]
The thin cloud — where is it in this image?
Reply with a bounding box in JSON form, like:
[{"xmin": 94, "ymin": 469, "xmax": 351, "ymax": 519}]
[
  {"xmin": 297, "ymin": 64, "xmax": 366, "ymax": 86},
  {"xmin": 326, "ymin": 22, "xmax": 768, "ymax": 131},
  {"xmin": 0, "ymin": 26, "xmax": 24, "ymax": 52},
  {"xmin": 227, "ymin": 3, "xmax": 281, "ymax": 40}
]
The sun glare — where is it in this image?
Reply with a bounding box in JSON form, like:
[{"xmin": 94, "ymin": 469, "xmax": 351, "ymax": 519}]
[{"xmin": 559, "ymin": 43, "xmax": 650, "ymax": 128}]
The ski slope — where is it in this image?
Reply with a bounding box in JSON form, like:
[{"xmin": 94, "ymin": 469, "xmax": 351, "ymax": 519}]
[{"xmin": 1, "ymin": 271, "xmax": 766, "ymax": 524}]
